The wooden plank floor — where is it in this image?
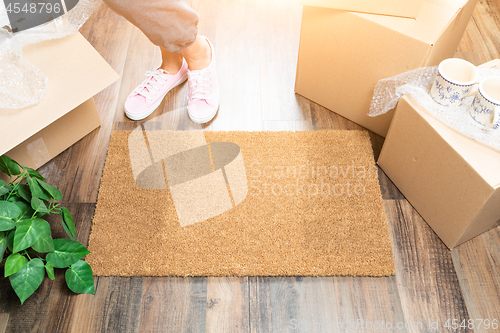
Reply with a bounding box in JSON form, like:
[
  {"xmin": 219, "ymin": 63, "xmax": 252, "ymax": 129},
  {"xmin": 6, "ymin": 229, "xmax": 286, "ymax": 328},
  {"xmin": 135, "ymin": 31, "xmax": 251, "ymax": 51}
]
[{"xmin": 2, "ymin": 0, "xmax": 500, "ymax": 332}]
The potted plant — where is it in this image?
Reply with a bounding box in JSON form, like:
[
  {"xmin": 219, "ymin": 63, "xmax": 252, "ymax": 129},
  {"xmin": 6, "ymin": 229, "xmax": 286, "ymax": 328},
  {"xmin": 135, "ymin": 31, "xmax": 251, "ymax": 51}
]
[{"xmin": 0, "ymin": 155, "xmax": 94, "ymax": 304}]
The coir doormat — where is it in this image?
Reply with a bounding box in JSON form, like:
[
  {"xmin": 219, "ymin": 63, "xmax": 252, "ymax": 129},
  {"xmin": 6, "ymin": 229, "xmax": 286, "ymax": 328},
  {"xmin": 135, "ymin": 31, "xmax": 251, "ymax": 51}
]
[{"xmin": 86, "ymin": 130, "xmax": 395, "ymax": 276}]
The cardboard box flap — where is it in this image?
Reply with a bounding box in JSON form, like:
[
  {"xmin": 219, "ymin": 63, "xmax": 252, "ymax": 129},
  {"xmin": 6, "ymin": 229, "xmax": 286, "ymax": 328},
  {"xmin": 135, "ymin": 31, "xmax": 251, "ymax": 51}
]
[
  {"xmin": 299, "ymin": 0, "xmax": 424, "ymax": 19},
  {"xmin": 0, "ymin": 32, "xmax": 120, "ymax": 156},
  {"xmin": 356, "ymin": 0, "xmax": 470, "ymax": 43}
]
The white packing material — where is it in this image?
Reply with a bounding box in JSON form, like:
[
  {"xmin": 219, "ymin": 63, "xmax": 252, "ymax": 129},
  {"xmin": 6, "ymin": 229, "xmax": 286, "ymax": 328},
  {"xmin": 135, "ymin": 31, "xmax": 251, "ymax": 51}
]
[
  {"xmin": 0, "ymin": 0, "xmax": 101, "ymax": 109},
  {"xmin": 369, "ymin": 66, "xmax": 500, "ymax": 152}
]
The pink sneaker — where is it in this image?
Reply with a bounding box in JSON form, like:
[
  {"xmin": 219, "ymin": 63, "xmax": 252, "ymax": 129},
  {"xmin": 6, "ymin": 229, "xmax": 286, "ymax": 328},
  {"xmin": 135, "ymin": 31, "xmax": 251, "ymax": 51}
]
[
  {"xmin": 187, "ymin": 37, "xmax": 220, "ymax": 124},
  {"xmin": 125, "ymin": 59, "xmax": 189, "ymax": 120}
]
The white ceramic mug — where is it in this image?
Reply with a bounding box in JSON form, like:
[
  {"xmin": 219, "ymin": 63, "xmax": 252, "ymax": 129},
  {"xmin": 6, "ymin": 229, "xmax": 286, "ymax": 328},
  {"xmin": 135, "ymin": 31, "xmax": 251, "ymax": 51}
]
[
  {"xmin": 469, "ymin": 76, "xmax": 500, "ymax": 130},
  {"xmin": 429, "ymin": 58, "xmax": 479, "ymax": 107}
]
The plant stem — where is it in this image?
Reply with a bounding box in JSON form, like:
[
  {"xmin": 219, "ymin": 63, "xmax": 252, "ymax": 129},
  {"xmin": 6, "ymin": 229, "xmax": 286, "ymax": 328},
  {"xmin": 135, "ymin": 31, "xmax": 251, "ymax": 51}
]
[
  {"xmin": 11, "ymin": 171, "xmax": 26, "ymax": 185},
  {"xmin": 26, "ymin": 251, "xmax": 44, "ymax": 261},
  {"xmin": 6, "ymin": 171, "xmax": 26, "ymax": 201},
  {"xmin": 23, "ymin": 250, "xmax": 31, "ymax": 261}
]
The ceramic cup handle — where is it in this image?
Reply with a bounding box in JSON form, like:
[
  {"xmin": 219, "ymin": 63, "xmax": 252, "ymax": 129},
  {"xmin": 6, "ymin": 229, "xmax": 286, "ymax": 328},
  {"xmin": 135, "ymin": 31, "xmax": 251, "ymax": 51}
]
[
  {"xmin": 492, "ymin": 106, "xmax": 500, "ymax": 130},
  {"xmin": 467, "ymin": 82, "xmax": 480, "ymax": 98}
]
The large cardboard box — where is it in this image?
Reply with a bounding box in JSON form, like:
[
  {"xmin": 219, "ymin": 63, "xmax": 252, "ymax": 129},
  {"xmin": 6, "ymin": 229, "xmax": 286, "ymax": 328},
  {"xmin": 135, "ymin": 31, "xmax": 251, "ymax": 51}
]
[
  {"xmin": 378, "ymin": 94, "xmax": 500, "ymax": 248},
  {"xmin": 295, "ymin": 0, "xmax": 477, "ymax": 137},
  {"xmin": 0, "ymin": 32, "xmax": 119, "ymax": 171}
]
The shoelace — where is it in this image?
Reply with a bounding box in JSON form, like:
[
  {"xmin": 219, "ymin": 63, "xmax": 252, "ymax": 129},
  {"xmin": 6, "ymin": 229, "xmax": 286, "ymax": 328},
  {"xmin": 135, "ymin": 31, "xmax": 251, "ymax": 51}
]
[
  {"xmin": 188, "ymin": 69, "xmax": 211, "ymax": 101},
  {"xmin": 134, "ymin": 69, "xmax": 169, "ymax": 101}
]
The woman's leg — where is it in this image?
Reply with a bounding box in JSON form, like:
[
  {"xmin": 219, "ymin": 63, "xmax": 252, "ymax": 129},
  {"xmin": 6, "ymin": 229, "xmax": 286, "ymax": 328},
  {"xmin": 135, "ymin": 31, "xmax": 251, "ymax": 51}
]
[
  {"xmin": 103, "ymin": 0, "xmax": 218, "ymax": 123},
  {"xmin": 103, "ymin": 0, "xmax": 199, "ymax": 53},
  {"xmin": 182, "ymin": 36, "xmax": 219, "ymax": 124},
  {"xmin": 180, "ymin": 35, "xmax": 211, "ymax": 70},
  {"xmin": 160, "ymin": 48, "xmax": 184, "ymax": 74},
  {"xmin": 160, "ymin": 35, "xmax": 211, "ymax": 73}
]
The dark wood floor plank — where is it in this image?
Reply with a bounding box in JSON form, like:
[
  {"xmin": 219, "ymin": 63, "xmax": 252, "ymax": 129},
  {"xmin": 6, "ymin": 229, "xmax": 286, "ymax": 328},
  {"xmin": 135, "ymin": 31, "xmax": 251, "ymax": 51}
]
[
  {"xmin": 377, "ymin": 169, "xmax": 405, "ymax": 201},
  {"xmin": 310, "ymin": 103, "xmax": 366, "ymax": 131},
  {"xmin": 451, "ymin": 228, "xmax": 500, "ymax": 333},
  {"xmin": 267, "ymin": 277, "xmax": 300, "ymax": 332},
  {"xmin": 0, "ymin": 278, "xmax": 19, "ymax": 315},
  {"xmin": 337, "ymin": 276, "xmax": 406, "ymax": 332},
  {"xmin": 4, "ymin": 271, "xmax": 75, "ymax": 333},
  {"xmin": 368, "ymin": 132, "xmax": 405, "ymax": 201},
  {"xmin": 205, "ymin": 277, "xmax": 249, "ymax": 333},
  {"xmin": 384, "ymin": 200, "xmax": 471, "ymax": 332},
  {"xmin": 248, "ymin": 277, "xmax": 273, "ymax": 333},
  {"xmin": 295, "ymin": 277, "xmax": 397, "ymax": 333},
  {"xmin": 139, "ymin": 277, "xmax": 207, "ymax": 333},
  {"xmin": 0, "ymin": 314, "xmax": 8, "ymax": 333},
  {"xmin": 249, "ymin": 276, "xmax": 405, "ymax": 333},
  {"xmin": 69, "ymin": 277, "xmax": 144, "ymax": 333}
]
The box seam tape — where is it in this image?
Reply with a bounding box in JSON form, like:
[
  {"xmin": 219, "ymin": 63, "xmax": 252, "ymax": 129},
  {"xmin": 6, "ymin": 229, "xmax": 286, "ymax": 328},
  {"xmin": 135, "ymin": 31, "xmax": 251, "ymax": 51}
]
[{"xmin": 26, "ymin": 137, "xmax": 51, "ymax": 169}]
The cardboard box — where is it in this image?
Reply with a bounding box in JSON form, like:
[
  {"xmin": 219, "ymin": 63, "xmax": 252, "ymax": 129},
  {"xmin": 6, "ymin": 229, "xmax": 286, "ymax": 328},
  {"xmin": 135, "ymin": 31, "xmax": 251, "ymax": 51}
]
[
  {"xmin": 295, "ymin": 0, "xmax": 477, "ymax": 137},
  {"xmin": 0, "ymin": 32, "xmax": 119, "ymax": 172},
  {"xmin": 378, "ymin": 94, "xmax": 500, "ymax": 248},
  {"xmin": 298, "ymin": 0, "xmax": 424, "ymax": 19}
]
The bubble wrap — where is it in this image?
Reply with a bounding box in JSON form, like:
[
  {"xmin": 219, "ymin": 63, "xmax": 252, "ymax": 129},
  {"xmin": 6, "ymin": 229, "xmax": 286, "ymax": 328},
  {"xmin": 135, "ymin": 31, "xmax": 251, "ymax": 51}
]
[
  {"xmin": 369, "ymin": 66, "xmax": 500, "ymax": 152},
  {"xmin": 0, "ymin": 0, "xmax": 101, "ymax": 109}
]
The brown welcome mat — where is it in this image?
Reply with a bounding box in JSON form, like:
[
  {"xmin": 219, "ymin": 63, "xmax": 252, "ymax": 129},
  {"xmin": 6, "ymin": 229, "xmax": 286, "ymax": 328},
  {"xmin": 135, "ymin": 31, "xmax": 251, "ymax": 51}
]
[{"xmin": 86, "ymin": 130, "xmax": 395, "ymax": 277}]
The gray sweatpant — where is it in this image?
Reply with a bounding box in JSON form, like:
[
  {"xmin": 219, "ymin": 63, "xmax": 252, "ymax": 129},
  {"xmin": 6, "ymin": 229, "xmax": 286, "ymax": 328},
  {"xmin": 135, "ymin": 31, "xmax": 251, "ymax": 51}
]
[{"xmin": 102, "ymin": 0, "xmax": 199, "ymax": 52}]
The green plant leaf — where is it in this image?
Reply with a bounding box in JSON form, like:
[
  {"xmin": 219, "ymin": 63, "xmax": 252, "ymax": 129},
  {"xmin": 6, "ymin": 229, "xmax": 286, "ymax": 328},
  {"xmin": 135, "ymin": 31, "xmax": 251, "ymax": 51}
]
[
  {"xmin": 0, "ymin": 219, "xmax": 16, "ymax": 232},
  {"xmin": 26, "ymin": 168, "xmax": 46, "ymax": 181},
  {"xmin": 0, "ymin": 232, "xmax": 8, "ymax": 262},
  {"xmin": 46, "ymin": 239, "xmax": 90, "ymax": 268},
  {"xmin": 6, "ymin": 196, "xmax": 21, "ymax": 203},
  {"xmin": 4, "ymin": 253, "xmax": 27, "ymax": 277},
  {"xmin": 60, "ymin": 208, "xmax": 76, "ymax": 241},
  {"xmin": 31, "ymin": 198, "xmax": 50, "ymax": 215},
  {"xmin": 27, "ymin": 176, "xmax": 50, "ymax": 201},
  {"xmin": 36, "ymin": 179, "xmax": 62, "ymax": 201},
  {"xmin": 9, "ymin": 258, "xmax": 45, "ymax": 304},
  {"xmin": 31, "ymin": 219, "xmax": 54, "ymax": 253},
  {"xmin": 0, "ymin": 180, "xmax": 4, "ymax": 187},
  {"xmin": 0, "ymin": 201, "xmax": 22, "ymax": 219},
  {"xmin": 14, "ymin": 200, "xmax": 35, "ymax": 221},
  {"xmin": 7, "ymin": 231, "xmax": 14, "ymax": 252},
  {"xmin": 65, "ymin": 260, "xmax": 95, "ymax": 294},
  {"xmin": 0, "ymin": 201, "xmax": 22, "ymax": 231},
  {"xmin": 45, "ymin": 262, "xmax": 55, "ymax": 280},
  {"xmin": 13, "ymin": 219, "xmax": 42, "ymax": 253},
  {"xmin": 0, "ymin": 185, "xmax": 10, "ymax": 197},
  {"xmin": 0, "ymin": 156, "xmax": 21, "ymax": 176},
  {"xmin": 17, "ymin": 184, "xmax": 32, "ymax": 203}
]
